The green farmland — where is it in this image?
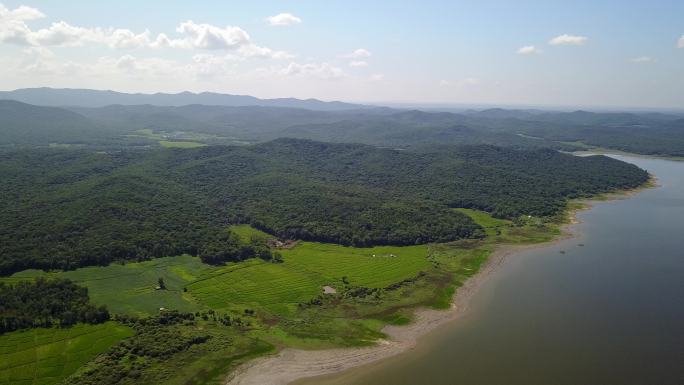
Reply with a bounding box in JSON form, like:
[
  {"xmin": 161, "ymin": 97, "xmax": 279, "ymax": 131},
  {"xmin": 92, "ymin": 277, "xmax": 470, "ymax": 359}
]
[
  {"xmin": 0, "ymin": 323, "xmax": 132, "ymax": 385},
  {"xmin": 188, "ymin": 241, "xmax": 429, "ymax": 315},
  {"xmin": 158, "ymin": 140, "xmax": 207, "ymax": 148},
  {"xmin": 2, "ymin": 216, "xmax": 561, "ymax": 320},
  {"xmin": 3, "ymin": 255, "xmax": 212, "ymax": 316},
  {"xmin": 3, "ymin": 234, "xmax": 430, "ymax": 319},
  {"xmin": 0, "ymin": 213, "xmax": 571, "ymax": 383}
]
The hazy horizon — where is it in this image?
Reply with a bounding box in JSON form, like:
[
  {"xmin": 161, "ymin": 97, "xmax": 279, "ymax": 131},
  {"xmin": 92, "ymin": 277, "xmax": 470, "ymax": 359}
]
[
  {"xmin": 3, "ymin": 86, "xmax": 684, "ymax": 113},
  {"xmin": 1, "ymin": 1, "xmax": 683, "ymax": 109}
]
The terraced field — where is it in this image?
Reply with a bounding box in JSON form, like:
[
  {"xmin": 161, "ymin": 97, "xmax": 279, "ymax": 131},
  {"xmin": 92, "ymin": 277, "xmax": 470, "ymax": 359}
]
[{"xmin": 0, "ymin": 323, "xmax": 132, "ymax": 385}]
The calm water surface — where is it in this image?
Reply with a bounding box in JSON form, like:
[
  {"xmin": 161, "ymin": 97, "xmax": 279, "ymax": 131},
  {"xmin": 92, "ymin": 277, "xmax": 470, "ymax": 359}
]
[{"xmin": 301, "ymin": 155, "xmax": 684, "ymax": 385}]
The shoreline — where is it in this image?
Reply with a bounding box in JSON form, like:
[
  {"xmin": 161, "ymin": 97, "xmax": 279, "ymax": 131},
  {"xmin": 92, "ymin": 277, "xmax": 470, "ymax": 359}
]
[{"xmin": 224, "ymin": 179, "xmax": 653, "ymax": 385}]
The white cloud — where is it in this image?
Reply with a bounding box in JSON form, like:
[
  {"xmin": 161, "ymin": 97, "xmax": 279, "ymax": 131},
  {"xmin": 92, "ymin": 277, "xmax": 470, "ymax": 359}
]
[
  {"xmin": 0, "ymin": 5, "xmax": 290, "ymax": 59},
  {"xmin": 369, "ymin": 73, "xmax": 384, "ymax": 81},
  {"xmin": 31, "ymin": 22, "xmax": 105, "ymax": 46},
  {"xmin": 137, "ymin": 21, "xmax": 293, "ymax": 59},
  {"xmin": 237, "ymin": 44, "xmax": 293, "ymax": 59},
  {"xmin": 678, "ymin": 35, "xmax": 684, "ymax": 48},
  {"xmin": 108, "ymin": 29, "xmax": 151, "ymax": 49},
  {"xmin": 517, "ymin": 45, "xmax": 541, "ymax": 55},
  {"xmin": 266, "ymin": 13, "xmax": 302, "ymax": 27},
  {"xmin": 281, "ymin": 62, "xmax": 345, "ymax": 79},
  {"xmin": 0, "ymin": 3, "xmax": 46, "ymax": 45},
  {"xmin": 17, "ymin": 46, "xmax": 241, "ymax": 81},
  {"xmin": 0, "ymin": 4, "xmax": 149, "ymax": 48},
  {"xmin": 349, "ymin": 60, "xmax": 368, "ymax": 67},
  {"xmin": 345, "ymin": 48, "xmax": 371, "ymax": 58},
  {"xmin": 1, "ymin": 4, "xmax": 44, "ymax": 21},
  {"xmin": 166, "ymin": 21, "xmax": 250, "ymax": 50},
  {"xmin": 152, "ymin": 21, "xmax": 292, "ymax": 59},
  {"xmin": 549, "ymin": 34, "xmax": 587, "ymax": 46},
  {"xmin": 19, "ymin": 46, "xmax": 86, "ymax": 76},
  {"xmin": 630, "ymin": 56, "xmax": 653, "ymax": 63}
]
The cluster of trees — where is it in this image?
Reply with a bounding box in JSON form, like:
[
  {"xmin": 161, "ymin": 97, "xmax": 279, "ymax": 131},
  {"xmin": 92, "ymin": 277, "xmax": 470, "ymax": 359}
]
[
  {"xmin": 198, "ymin": 231, "xmax": 279, "ymax": 265},
  {"xmin": 193, "ymin": 309, "xmax": 253, "ymax": 327},
  {"xmin": 68, "ymin": 311, "xmax": 211, "ymax": 385},
  {"xmin": 0, "ymin": 278, "xmax": 109, "ymax": 333},
  {"xmin": 0, "ymin": 139, "xmax": 648, "ymax": 274}
]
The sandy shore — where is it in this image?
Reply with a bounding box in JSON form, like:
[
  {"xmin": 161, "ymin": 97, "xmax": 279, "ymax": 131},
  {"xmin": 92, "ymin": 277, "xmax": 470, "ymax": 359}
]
[{"xmin": 224, "ymin": 180, "xmax": 653, "ymax": 385}]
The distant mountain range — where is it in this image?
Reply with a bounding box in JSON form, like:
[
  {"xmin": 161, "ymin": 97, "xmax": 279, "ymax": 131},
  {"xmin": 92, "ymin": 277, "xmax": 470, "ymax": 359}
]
[
  {"xmin": 1, "ymin": 90, "xmax": 684, "ymax": 157},
  {"xmin": 0, "ymin": 88, "xmax": 369, "ymax": 111}
]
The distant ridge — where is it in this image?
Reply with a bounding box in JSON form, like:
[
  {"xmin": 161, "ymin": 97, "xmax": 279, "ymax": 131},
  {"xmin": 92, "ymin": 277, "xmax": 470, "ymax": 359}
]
[{"xmin": 0, "ymin": 87, "xmax": 369, "ymax": 111}]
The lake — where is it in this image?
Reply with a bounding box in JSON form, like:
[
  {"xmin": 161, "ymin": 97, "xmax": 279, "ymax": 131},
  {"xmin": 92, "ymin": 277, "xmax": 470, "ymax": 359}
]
[{"xmin": 298, "ymin": 154, "xmax": 684, "ymax": 385}]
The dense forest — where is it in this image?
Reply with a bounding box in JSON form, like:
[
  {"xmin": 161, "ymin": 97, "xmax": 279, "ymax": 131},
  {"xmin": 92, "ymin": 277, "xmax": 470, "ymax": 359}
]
[
  {"xmin": 0, "ymin": 139, "xmax": 648, "ymax": 275},
  {"xmin": 0, "ymin": 278, "xmax": 110, "ymax": 333}
]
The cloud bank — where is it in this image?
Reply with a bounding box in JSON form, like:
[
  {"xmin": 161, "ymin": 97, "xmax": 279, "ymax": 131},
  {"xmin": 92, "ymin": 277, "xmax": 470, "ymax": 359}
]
[{"xmin": 0, "ymin": 4, "xmax": 290, "ymax": 59}]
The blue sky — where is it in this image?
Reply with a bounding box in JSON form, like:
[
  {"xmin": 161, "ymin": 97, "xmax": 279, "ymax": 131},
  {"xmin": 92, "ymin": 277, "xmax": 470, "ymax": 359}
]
[{"xmin": 0, "ymin": 0, "xmax": 682, "ymax": 108}]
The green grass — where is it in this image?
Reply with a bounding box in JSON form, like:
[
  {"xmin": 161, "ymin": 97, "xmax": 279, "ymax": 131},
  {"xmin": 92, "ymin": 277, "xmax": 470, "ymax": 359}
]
[
  {"xmin": 0, "ymin": 216, "xmax": 559, "ymax": 321},
  {"xmin": 0, "ymin": 323, "xmax": 132, "ymax": 385},
  {"xmin": 3, "ymin": 255, "xmax": 212, "ymax": 316},
  {"xmin": 2, "ymin": 240, "xmax": 430, "ymax": 319},
  {"xmin": 187, "ymin": 242, "xmax": 430, "ymax": 316},
  {"xmin": 158, "ymin": 140, "xmax": 206, "ymax": 148},
  {"xmin": 453, "ymin": 208, "xmax": 512, "ymax": 236},
  {"xmin": 283, "ymin": 243, "xmax": 428, "ymax": 288},
  {"xmin": 229, "ymin": 224, "xmax": 271, "ymax": 243}
]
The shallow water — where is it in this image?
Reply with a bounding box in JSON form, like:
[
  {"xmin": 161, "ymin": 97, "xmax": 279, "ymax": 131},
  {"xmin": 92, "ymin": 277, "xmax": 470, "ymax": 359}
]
[{"xmin": 301, "ymin": 155, "xmax": 684, "ymax": 385}]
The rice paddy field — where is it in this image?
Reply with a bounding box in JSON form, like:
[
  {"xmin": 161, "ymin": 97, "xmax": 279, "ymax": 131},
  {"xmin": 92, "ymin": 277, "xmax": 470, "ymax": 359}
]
[
  {"xmin": 3, "ymin": 255, "xmax": 212, "ymax": 316},
  {"xmin": 0, "ymin": 323, "xmax": 132, "ymax": 385},
  {"xmin": 187, "ymin": 241, "xmax": 430, "ymax": 315},
  {"xmin": 2, "ymin": 226, "xmax": 431, "ymax": 318}
]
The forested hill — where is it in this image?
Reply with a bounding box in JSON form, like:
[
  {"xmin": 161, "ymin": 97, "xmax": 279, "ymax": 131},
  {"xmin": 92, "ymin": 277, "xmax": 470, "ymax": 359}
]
[
  {"xmin": 0, "ymin": 100, "xmax": 113, "ymax": 144},
  {"xmin": 3, "ymin": 99, "xmax": 684, "ymax": 157},
  {"xmin": 0, "ymin": 139, "xmax": 649, "ymax": 275}
]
